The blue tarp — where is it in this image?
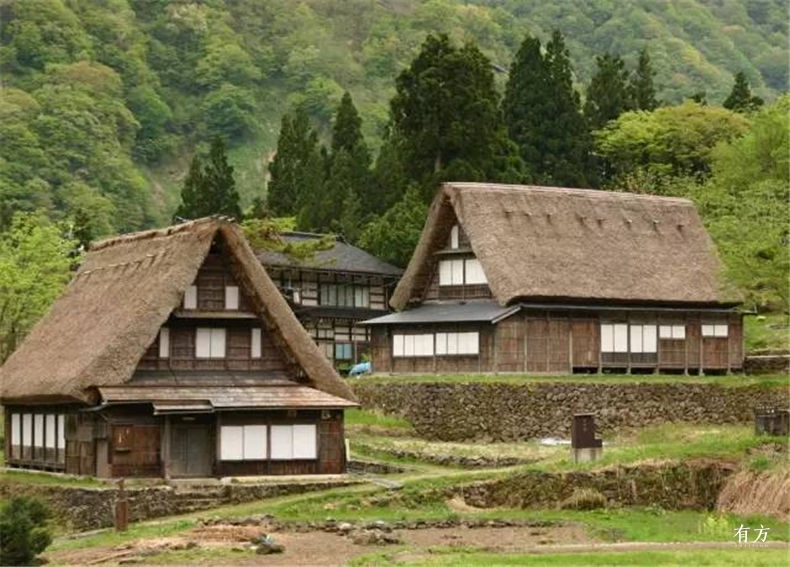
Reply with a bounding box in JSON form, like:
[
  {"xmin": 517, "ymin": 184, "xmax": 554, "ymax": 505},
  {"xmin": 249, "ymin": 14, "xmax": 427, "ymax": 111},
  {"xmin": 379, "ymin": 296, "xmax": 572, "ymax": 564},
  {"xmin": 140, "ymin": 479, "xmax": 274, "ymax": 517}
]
[{"xmin": 349, "ymin": 361, "xmax": 371, "ymax": 376}]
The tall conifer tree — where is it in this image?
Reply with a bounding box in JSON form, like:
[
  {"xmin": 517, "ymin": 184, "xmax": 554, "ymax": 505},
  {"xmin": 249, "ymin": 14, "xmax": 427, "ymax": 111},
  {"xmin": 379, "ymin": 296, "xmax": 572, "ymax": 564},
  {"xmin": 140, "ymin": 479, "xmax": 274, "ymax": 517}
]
[
  {"xmin": 175, "ymin": 137, "xmax": 241, "ymax": 219},
  {"xmin": 267, "ymin": 107, "xmax": 322, "ymax": 216},
  {"xmin": 723, "ymin": 71, "xmax": 764, "ymax": 112},
  {"xmin": 503, "ymin": 31, "xmax": 592, "ymax": 186},
  {"xmin": 389, "ymin": 34, "xmax": 522, "ymax": 200},
  {"xmin": 629, "ymin": 48, "xmax": 658, "ymax": 111},
  {"xmin": 584, "ymin": 53, "xmax": 632, "ymax": 129}
]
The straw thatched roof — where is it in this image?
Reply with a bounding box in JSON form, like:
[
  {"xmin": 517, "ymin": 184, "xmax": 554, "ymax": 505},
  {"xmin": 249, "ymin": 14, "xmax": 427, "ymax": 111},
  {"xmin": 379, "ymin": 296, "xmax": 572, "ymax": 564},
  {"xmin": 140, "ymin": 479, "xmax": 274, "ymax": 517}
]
[
  {"xmin": 0, "ymin": 218, "xmax": 356, "ymax": 404},
  {"xmin": 391, "ymin": 183, "xmax": 733, "ymax": 310}
]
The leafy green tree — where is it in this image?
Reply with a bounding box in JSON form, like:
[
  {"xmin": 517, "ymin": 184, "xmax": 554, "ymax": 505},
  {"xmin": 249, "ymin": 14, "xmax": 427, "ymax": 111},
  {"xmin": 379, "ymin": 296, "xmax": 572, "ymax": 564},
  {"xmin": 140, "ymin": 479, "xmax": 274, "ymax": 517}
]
[
  {"xmin": 0, "ymin": 212, "xmax": 76, "ymax": 362},
  {"xmin": 723, "ymin": 71, "xmax": 764, "ymax": 113},
  {"xmin": 389, "ymin": 34, "xmax": 522, "ymax": 200},
  {"xmin": 629, "ymin": 48, "xmax": 658, "ymax": 111},
  {"xmin": 696, "ymin": 97, "xmax": 789, "ymax": 311},
  {"xmin": 584, "ymin": 53, "xmax": 632, "ymax": 129},
  {"xmin": 594, "ymin": 101, "xmax": 749, "ymax": 182},
  {"xmin": 358, "ymin": 185, "xmax": 427, "ymax": 267},
  {"xmin": 503, "ymin": 31, "xmax": 592, "ymax": 187},
  {"xmin": 201, "ymin": 83, "xmax": 257, "ymax": 140},
  {"xmin": 267, "ymin": 107, "xmax": 323, "ymax": 216},
  {"xmin": 175, "ymin": 137, "xmax": 241, "ymax": 219}
]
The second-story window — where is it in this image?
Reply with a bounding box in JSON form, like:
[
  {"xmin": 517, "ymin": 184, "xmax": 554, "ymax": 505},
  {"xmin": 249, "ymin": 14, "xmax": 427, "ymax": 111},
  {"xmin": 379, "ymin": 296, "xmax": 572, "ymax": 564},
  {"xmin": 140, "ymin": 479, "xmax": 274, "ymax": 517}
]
[
  {"xmin": 183, "ymin": 285, "xmax": 198, "ymax": 309},
  {"xmin": 438, "ymin": 258, "xmax": 487, "ymax": 286},
  {"xmin": 225, "ymin": 286, "xmax": 239, "ymax": 310},
  {"xmin": 450, "ymin": 225, "xmax": 460, "ymax": 249},
  {"xmin": 196, "ymin": 328, "xmax": 226, "ymax": 359},
  {"xmin": 320, "ymin": 284, "xmax": 369, "ymax": 308}
]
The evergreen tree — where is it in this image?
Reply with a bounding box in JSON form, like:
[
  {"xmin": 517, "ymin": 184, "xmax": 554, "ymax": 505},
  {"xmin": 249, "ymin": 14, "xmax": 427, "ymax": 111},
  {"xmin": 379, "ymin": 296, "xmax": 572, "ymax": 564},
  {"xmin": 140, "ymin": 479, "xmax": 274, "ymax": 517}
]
[
  {"xmin": 629, "ymin": 48, "xmax": 658, "ymax": 111},
  {"xmin": 358, "ymin": 185, "xmax": 428, "ymax": 267},
  {"xmin": 294, "ymin": 148, "xmax": 329, "ymax": 231},
  {"xmin": 338, "ymin": 183, "xmax": 363, "ymax": 243},
  {"xmin": 370, "ymin": 136, "xmax": 408, "ymax": 215},
  {"xmin": 175, "ymin": 137, "xmax": 241, "ymax": 220},
  {"xmin": 267, "ymin": 107, "xmax": 322, "ymax": 216},
  {"xmin": 584, "ymin": 53, "xmax": 632, "ymax": 130},
  {"xmin": 503, "ymin": 31, "xmax": 592, "ymax": 187},
  {"xmin": 723, "ymin": 71, "xmax": 764, "ymax": 113},
  {"xmin": 331, "ymin": 92, "xmax": 364, "ymax": 154},
  {"xmin": 389, "ymin": 34, "xmax": 522, "ymax": 200}
]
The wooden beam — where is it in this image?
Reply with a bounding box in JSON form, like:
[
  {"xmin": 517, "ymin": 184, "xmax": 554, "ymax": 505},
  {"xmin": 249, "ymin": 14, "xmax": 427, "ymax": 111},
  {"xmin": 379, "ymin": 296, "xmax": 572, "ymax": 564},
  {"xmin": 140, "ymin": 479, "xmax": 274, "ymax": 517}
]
[{"xmin": 162, "ymin": 415, "xmax": 171, "ymax": 480}]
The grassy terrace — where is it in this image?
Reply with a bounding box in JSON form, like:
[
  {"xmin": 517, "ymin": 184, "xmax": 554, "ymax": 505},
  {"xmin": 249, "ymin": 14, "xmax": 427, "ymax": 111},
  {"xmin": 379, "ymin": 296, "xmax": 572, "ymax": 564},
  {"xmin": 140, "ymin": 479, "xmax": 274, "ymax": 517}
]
[{"xmin": 352, "ymin": 373, "xmax": 789, "ymax": 386}]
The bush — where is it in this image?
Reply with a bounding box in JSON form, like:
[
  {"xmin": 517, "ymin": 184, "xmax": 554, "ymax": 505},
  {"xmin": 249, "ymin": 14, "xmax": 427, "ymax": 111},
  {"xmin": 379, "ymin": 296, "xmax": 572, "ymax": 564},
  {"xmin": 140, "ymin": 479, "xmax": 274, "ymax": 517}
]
[
  {"xmin": 559, "ymin": 488, "xmax": 607, "ymax": 510},
  {"xmin": 0, "ymin": 496, "xmax": 52, "ymax": 565}
]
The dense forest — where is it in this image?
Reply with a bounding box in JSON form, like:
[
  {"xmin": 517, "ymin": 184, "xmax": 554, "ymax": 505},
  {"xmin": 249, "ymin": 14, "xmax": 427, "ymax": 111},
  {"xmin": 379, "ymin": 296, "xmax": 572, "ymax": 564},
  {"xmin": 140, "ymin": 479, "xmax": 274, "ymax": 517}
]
[{"xmin": 0, "ymin": 0, "xmax": 788, "ymax": 359}]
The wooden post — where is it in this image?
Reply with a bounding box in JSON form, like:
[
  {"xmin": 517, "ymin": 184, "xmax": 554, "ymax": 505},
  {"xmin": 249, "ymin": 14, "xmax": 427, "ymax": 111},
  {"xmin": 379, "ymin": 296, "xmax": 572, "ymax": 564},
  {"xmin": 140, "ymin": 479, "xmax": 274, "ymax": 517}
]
[
  {"xmin": 568, "ymin": 314, "xmax": 573, "ymax": 374},
  {"xmin": 683, "ymin": 314, "xmax": 689, "ymax": 375},
  {"xmin": 545, "ymin": 311, "xmax": 551, "ymax": 373},
  {"xmin": 699, "ymin": 314, "xmax": 705, "ymax": 376},
  {"xmin": 115, "ymin": 478, "xmax": 128, "ymax": 532},
  {"xmin": 626, "ymin": 311, "xmax": 632, "ymax": 375},
  {"xmin": 726, "ymin": 314, "xmax": 732, "ymax": 374}
]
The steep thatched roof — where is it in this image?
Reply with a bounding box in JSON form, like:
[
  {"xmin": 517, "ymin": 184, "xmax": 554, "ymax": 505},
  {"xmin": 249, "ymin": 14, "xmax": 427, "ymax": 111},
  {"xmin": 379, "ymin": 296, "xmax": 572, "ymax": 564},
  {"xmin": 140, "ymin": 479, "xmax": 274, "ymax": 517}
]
[
  {"xmin": 1, "ymin": 218, "xmax": 355, "ymax": 404},
  {"xmin": 391, "ymin": 183, "xmax": 733, "ymax": 310}
]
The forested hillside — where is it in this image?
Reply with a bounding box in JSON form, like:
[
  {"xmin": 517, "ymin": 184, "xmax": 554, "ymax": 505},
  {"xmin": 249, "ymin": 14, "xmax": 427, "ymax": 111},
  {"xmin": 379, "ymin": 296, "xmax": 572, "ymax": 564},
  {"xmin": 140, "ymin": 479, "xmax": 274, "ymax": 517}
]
[{"xmin": 1, "ymin": 0, "xmax": 787, "ymax": 232}]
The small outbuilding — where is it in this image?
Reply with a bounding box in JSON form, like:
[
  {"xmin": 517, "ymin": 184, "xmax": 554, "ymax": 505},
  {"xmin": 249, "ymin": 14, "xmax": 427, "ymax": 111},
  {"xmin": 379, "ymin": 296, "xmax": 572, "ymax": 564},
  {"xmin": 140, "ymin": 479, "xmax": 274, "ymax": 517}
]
[
  {"xmin": 1, "ymin": 218, "xmax": 357, "ymax": 478},
  {"xmin": 363, "ymin": 182, "xmax": 743, "ymax": 375}
]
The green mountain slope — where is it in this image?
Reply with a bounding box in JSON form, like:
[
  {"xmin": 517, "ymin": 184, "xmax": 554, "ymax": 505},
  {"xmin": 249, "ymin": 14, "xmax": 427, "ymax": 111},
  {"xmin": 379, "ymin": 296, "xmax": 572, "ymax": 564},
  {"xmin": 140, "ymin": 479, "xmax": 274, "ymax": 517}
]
[{"xmin": 1, "ymin": 0, "xmax": 787, "ymax": 235}]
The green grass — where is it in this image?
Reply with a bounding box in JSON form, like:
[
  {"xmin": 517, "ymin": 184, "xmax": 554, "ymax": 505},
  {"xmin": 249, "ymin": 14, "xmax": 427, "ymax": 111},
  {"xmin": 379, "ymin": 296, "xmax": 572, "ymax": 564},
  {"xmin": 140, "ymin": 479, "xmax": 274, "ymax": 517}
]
[
  {"xmin": 355, "ymin": 373, "xmax": 789, "ymax": 388},
  {"xmin": 345, "ymin": 408, "xmax": 413, "ymax": 431},
  {"xmin": 143, "ymin": 545, "xmax": 255, "ymax": 565},
  {"xmin": 745, "ymin": 313, "xmax": 789, "ymax": 353},
  {"xmin": 0, "ymin": 470, "xmax": 107, "ymax": 487},
  {"xmin": 351, "ymin": 548, "xmax": 790, "ymax": 567},
  {"xmin": 48, "ymin": 520, "xmax": 198, "ymax": 552}
]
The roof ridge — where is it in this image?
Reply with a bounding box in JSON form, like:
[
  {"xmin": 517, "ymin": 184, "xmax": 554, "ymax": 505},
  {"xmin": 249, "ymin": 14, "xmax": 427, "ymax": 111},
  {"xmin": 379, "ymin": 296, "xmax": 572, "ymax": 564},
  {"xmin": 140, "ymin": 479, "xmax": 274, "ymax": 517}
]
[
  {"xmin": 444, "ymin": 182, "xmax": 694, "ymax": 204},
  {"xmin": 90, "ymin": 216, "xmax": 230, "ymax": 252}
]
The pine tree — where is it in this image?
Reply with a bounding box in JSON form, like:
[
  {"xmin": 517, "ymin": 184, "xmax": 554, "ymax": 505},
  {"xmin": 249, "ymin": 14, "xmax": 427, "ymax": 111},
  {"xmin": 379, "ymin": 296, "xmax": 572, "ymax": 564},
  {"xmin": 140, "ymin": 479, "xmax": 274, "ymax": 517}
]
[
  {"xmin": 503, "ymin": 31, "xmax": 592, "ymax": 187},
  {"xmin": 338, "ymin": 183, "xmax": 362, "ymax": 243},
  {"xmin": 331, "ymin": 92, "xmax": 364, "ymax": 154},
  {"xmin": 629, "ymin": 48, "xmax": 658, "ymax": 111},
  {"xmin": 358, "ymin": 185, "xmax": 428, "ymax": 267},
  {"xmin": 267, "ymin": 107, "xmax": 322, "ymax": 216},
  {"xmin": 174, "ymin": 138, "xmax": 241, "ymax": 220},
  {"xmin": 723, "ymin": 71, "xmax": 764, "ymax": 113},
  {"xmin": 584, "ymin": 53, "xmax": 632, "ymax": 130},
  {"xmin": 389, "ymin": 34, "xmax": 522, "ymax": 200}
]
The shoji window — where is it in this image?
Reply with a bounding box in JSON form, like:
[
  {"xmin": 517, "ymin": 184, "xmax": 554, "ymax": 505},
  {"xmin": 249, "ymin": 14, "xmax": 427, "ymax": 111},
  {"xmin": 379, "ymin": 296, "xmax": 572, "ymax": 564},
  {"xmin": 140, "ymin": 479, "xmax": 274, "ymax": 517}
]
[
  {"xmin": 270, "ymin": 424, "xmax": 317, "ymax": 460},
  {"xmin": 57, "ymin": 415, "xmax": 65, "ymax": 462},
  {"xmin": 251, "ymin": 328, "xmax": 262, "ymax": 359},
  {"xmin": 196, "ymin": 328, "xmax": 227, "ymax": 358},
  {"xmin": 630, "ymin": 325, "xmax": 657, "ymax": 353},
  {"xmin": 159, "ymin": 327, "xmax": 170, "ymax": 358},
  {"xmin": 464, "ymin": 259, "xmax": 487, "ymax": 284},
  {"xmin": 449, "ymin": 225, "xmax": 460, "ymax": 249},
  {"xmin": 220, "ymin": 425, "xmax": 267, "ymax": 461},
  {"xmin": 659, "ymin": 325, "xmax": 686, "ymax": 340},
  {"xmin": 354, "ymin": 287, "xmax": 370, "ymax": 308},
  {"xmin": 11, "ymin": 414, "xmax": 20, "ymax": 459},
  {"xmin": 600, "ymin": 324, "xmax": 628, "ymax": 353},
  {"xmin": 45, "ymin": 414, "xmax": 56, "ymax": 455},
  {"xmin": 183, "ymin": 285, "xmax": 198, "ymax": 309},
  {"xmin": 702, "ymin": 324, "xmax": 728, "ymax": 337},
  {"xmin": 392, "ymin": 334, "xmax": 434, "ymax": 357},
  {"xmin": 22, "ymin": 414, "xmax": 32, "ymax": 458},
  {"xmin": 439, "ymin": 259, "xmax": 465, "ymax": 286},
  {"xmin": 435, "ymin": 332, "xmax": 480, "ymax": 355},
  {"xmin": 225, "ymin": 286, "xmax": 239, "ymax": 310},
  {"xmin": 33, "ymin": 414, "xmax": 44, "ymax": 454}
]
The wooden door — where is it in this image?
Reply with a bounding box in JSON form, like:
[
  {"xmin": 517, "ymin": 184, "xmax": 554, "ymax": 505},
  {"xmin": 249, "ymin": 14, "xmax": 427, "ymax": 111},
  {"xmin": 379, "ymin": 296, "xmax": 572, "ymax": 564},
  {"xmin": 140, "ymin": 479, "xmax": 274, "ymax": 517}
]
[{"xmin": 171, "ymin": 425, "xmax": 212, "ymax": 477}]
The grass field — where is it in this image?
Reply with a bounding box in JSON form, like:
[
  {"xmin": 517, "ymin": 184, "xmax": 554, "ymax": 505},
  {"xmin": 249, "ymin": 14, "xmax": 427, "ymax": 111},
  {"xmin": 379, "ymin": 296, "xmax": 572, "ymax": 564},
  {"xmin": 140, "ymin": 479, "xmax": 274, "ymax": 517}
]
[
  {"xmin": 352, "ymin": 373, "xmax": 789, "ymax": 387},
  {"xmin": 744, "ymin": 313, "xmax": 789, "ymax": 352}
]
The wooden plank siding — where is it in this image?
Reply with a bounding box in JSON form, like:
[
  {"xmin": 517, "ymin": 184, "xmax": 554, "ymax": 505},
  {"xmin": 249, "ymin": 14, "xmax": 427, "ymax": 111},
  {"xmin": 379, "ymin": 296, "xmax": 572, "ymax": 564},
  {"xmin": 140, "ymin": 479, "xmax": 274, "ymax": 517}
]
[{"xmin": 372, "ymin": 310, "xmax": 744, "ymax": 376}]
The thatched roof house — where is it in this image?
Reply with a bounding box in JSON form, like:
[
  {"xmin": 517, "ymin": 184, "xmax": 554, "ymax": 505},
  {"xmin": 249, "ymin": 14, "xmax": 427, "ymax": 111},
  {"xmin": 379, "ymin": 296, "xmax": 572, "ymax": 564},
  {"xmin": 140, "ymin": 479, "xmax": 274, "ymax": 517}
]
[
  {"xmin": 365, "ymin": 183, "xmax": 743, "ymax": 375},
  {"xmin": 2, "ymin": 218, "xmax": 356, "ymax": 478}
]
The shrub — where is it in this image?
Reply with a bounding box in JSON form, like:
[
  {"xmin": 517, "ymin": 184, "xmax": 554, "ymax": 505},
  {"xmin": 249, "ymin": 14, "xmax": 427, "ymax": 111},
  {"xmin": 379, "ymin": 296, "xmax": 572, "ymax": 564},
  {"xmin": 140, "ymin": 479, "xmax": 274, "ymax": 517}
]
[
  {"xmin": 0, "ymin": 496, "xmax": 52, "ymax": 565},
  {"xmin": 559, "ymin": 488, "xmax": 607, "ymax": 510}
]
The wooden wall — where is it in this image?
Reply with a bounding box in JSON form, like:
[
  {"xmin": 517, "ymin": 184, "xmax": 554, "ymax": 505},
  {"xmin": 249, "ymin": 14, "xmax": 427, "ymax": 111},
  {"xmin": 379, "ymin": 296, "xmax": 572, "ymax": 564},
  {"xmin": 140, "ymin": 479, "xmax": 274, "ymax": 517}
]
[
  {"xmin": 370, "ymin": 310, "xmax": 744, "ymax": 375},
  {"xmin": 62, "ymin": 407, "xmax": 349, "ymax": 478}
]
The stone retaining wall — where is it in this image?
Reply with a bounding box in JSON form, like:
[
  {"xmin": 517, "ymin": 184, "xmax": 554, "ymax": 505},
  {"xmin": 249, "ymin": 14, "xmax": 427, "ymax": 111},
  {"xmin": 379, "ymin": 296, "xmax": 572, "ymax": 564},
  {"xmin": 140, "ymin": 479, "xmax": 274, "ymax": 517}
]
[
  {"xmin": 353, "ymin": 381, "xmax": 790, "ymax": 441},
  {"xmin": 745, "ymin": 354, "xmax": 790, "ymax": 375},
  {"xmin": 0, "ymin": 478, "xmax": 358, "ymax": 532},
  {"xmin": 455, "ymin": 461, "xmax": 736, "ymax": 511}
]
